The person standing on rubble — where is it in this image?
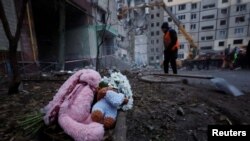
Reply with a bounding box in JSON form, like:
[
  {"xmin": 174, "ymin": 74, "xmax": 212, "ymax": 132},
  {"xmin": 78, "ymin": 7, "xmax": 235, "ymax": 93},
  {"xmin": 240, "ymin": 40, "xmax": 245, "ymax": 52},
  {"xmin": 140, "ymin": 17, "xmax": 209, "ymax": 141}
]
[
  {"xmin": 161, "ymin": 22, "xmax": 179, "ymax": 74},
  {"xmin": 222, "ymin": 45, "xmax": 231, "ymax": 69}
]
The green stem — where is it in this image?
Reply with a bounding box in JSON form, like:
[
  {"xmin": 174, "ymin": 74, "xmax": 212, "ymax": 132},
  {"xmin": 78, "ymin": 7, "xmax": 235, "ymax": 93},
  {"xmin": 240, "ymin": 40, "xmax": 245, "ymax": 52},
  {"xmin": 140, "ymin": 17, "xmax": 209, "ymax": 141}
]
[
  {"xmin": 30, "ymin": 123, "xmax": 44, "ymax": 136},
  {"xmin": 23, "ymin": 119, "xmax": 43, "ymax": 130},
  {"xmin": 18, "ymin": 115, "xmax": 42, "ymax": 126}
]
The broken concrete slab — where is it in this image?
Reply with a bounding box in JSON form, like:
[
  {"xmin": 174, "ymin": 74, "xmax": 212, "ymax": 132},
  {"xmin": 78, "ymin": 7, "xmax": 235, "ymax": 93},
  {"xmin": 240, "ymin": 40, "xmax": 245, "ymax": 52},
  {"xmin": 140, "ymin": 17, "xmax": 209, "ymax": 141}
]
[{"xmin": 211, "ymin": 77, "xmax": 244, "ymax": 96}]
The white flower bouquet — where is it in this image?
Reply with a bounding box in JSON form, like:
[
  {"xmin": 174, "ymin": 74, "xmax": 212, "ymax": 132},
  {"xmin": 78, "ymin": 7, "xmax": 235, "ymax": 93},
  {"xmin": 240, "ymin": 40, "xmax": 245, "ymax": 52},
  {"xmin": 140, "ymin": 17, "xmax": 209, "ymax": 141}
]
[{"xmin": 101, "ymin": 71, "xmax": 133, "ymax": 111}]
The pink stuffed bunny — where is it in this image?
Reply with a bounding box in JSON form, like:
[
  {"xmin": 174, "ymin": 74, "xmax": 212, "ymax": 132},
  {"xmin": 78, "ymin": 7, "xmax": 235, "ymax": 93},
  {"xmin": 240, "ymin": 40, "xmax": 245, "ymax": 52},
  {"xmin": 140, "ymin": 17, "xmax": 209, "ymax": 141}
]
[{"xmin": 42, "ymin": 69, "xmax": 104, "ymax": 141}]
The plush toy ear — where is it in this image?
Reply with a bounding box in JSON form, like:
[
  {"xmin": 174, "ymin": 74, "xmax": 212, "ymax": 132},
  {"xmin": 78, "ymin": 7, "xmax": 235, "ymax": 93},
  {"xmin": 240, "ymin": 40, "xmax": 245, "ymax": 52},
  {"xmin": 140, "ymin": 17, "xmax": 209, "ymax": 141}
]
[
  {"xmin": 99, "ymin": 81, "xmax": 109, "ymax": 88},
  {"xmin": 96, "ymin": 87, "xmax": 109, "ymax": 101}
]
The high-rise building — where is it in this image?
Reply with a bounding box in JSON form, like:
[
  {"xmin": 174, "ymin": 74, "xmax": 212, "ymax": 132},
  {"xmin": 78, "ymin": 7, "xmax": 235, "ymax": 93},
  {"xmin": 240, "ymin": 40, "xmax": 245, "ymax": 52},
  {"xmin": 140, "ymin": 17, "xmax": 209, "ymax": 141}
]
[
  {"xmin": 164, "ymin": 0, "xmax": 250, "ymax": 60},
  {"xmin": 127, "ymin": 0, "xmax": 164, "ymax": 66},
  {"xmin": 148, "ymin": 0, "xmax": 164, "ymax": 66}
]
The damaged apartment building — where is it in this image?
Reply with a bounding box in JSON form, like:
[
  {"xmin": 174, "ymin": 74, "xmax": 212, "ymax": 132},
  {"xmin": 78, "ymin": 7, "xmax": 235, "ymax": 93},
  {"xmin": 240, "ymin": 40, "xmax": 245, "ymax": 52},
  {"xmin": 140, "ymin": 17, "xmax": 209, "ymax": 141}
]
[
  {"xmin": 0, "ymin": 0, "xmax": 130, "ymax": 74},
  {"xmin": 124, "ymin": 0, "xmax": 164, "ymax": 67}
]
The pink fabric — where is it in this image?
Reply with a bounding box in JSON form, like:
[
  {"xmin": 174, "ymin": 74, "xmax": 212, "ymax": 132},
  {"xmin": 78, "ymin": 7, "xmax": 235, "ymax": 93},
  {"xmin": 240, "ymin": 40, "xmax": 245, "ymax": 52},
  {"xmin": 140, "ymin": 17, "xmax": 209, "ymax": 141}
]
[{"xmin": 42, "ymin": 69, "xmax": 104, "ymax": 141}]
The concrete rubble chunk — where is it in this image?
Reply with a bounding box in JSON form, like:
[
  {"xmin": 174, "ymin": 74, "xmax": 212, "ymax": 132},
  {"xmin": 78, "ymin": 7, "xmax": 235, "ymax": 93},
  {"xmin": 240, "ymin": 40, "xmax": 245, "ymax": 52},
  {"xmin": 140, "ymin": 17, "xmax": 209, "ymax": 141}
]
[
  {"xmin": 177, "ymin": 107, "xmax": 185, "ymax": 116},
  {"xmin": 211, "ymin": 77, "xmax": 244, "ymax": 96}
]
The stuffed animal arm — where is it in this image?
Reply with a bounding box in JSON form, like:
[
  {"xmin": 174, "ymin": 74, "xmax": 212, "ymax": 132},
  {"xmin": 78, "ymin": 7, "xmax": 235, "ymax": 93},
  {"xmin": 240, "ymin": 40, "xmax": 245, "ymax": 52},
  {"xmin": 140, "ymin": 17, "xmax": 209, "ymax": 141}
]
[{"xmin": 105, "ymin": 90, "xmax": 125, "ymax": 107}]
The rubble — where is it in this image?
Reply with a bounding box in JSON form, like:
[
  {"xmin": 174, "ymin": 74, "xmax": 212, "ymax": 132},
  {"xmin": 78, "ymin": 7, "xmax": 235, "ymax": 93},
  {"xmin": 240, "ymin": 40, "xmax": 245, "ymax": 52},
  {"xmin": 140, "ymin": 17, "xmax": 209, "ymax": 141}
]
[{"xmin": 0, "ymin": 71, "xmax": 250, "ymax": 141}]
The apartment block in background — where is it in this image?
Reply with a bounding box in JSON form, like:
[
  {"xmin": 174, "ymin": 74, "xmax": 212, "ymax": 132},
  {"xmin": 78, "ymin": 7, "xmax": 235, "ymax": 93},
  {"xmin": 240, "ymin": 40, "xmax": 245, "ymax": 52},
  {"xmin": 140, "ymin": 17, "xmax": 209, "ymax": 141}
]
[{"xmin": 164, "ymin": 0, "xmax": 250, "ymax": 60}]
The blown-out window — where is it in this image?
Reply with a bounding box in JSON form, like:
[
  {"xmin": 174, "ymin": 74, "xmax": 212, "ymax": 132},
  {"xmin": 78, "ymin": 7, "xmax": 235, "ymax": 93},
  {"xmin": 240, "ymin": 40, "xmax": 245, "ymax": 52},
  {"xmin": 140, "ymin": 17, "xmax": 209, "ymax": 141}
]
[{"xmin": 178, "ymin": 4, "xmax": 186, "ymax": 11}]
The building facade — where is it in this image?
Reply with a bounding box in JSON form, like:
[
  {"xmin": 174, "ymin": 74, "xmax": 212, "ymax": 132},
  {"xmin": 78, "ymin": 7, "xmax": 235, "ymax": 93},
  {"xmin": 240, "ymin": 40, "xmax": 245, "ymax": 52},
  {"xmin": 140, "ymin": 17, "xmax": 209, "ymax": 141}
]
[
  {"xmin": 0, "ymin": 0, "xmax": 131, "ymax": 73},
  {"xmin": 148, "ymin": 0, "xmax": 164, "ymax": 66},
  {"xmin": 127, "ymin": 0, "xmax": 164, "ymax": 66},
  {"xmin": 164, "ymin": 0, "xmax": 250, "ymax": 59},
  {"xmin": 125, "ymin": 0, "xmax": 150, "ymax": 66}
]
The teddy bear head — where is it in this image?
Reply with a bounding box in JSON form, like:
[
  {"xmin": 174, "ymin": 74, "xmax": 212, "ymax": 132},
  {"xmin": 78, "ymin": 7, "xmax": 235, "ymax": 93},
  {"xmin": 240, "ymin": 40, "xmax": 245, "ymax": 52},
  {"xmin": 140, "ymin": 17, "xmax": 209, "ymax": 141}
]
[{"xmin": 96, "ymin": 81, "xmax": 116, "ymax": 101}]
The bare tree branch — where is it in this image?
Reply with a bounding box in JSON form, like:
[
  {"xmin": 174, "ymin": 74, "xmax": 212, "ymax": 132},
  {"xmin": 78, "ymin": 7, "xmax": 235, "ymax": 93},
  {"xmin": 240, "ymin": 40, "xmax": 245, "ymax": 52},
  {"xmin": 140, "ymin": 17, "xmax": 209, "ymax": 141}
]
[
  {"xmin": 0, "ymin": 0, "xmax": 29, "ymax": 42},
  {"xmin": 0, "ymin": 0, "xmax": 13, "ymax": 41},
  {"xmin": 0, "ymin": 0, "xmax": 29, "ymax": 94},
  {"xmin": 96, "ymin": 0, "xmax": 111, "ymax": 71},
  {"xmin": 14, "ymin": 0, "xmax": 29, "ymax": 42}
]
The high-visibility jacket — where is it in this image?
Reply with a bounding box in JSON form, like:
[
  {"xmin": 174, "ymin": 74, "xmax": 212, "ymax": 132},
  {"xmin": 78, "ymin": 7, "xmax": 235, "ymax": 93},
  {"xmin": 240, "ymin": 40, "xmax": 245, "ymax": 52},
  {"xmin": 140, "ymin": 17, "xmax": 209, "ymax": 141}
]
[{"xmin": 163, "ymin": 29, "xmax": 179, "ymax": 51}]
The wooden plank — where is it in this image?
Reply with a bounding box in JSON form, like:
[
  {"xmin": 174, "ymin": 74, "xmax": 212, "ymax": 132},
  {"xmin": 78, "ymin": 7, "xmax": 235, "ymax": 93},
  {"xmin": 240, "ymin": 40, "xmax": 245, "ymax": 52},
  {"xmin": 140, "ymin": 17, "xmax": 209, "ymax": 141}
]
[{"xmin": 112, "ymin": 111, "xmax": 127, "ymax": 141}]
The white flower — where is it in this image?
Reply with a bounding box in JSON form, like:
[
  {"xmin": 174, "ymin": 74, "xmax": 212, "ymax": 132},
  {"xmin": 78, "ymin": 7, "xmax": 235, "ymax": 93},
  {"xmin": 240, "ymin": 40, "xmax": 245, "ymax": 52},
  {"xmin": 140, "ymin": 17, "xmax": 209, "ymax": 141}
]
[{"xmin": 101, "ymin": 72, "xmax": 133, "ymax": 111}]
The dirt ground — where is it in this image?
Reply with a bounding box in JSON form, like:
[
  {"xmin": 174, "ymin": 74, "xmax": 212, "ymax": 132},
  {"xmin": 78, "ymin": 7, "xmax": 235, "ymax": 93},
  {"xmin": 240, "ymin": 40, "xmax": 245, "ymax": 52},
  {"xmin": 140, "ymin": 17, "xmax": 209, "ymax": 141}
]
[{"xmin": 0, "ymin": 71, "xmax": 250, "ymax": 141}]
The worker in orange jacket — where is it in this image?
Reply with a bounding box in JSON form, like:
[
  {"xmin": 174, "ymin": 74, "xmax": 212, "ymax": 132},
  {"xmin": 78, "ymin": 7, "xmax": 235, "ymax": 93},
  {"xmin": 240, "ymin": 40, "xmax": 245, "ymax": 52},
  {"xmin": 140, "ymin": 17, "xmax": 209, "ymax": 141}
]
[{"xmin": 161, "ymin": 22, "xmax": 179, "ymax": 74}]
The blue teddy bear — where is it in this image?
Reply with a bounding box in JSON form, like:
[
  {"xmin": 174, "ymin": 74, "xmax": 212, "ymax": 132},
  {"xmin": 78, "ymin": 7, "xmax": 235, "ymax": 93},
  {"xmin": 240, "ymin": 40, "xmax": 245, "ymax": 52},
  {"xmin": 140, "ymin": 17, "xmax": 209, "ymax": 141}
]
[{"xmin": 91, "ymin": 89, "xmax": 127, "ymax": 129}]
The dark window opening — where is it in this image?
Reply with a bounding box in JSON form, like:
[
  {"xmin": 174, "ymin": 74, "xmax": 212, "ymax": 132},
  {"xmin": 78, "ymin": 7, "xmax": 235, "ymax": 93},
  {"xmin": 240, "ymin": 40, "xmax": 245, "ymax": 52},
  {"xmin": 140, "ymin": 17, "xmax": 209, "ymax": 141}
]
[
  {"xmin": 233, "ymin": 39, "xmax": 243, "ymax": 44},
  {"xmin": 201, "ymin": 25, "xmax": 214, "ymax": 30},
  {"xmin": 222, "ymin": 0, "xmax": 228, "ymax": 3},
  {"xmin": 201, "ymin": 46, "xmax": 212, "ymax": 50},
  {"xmin": 235, "ymin": 16, "xmax": 245, "ymax": 23},
  {"xmin": 178, "ymin": 4, "xmax": 186, "ymax": 10},
  {"xmin": 191, "ymin": 3, "xmax": 197, "ymax": 9},
  {"xmin": 221, "ymin": 8, "xmax": 227, "ymax": 14},
  {"xmin": 203, "ymin": 4, "xmax": 215, "ymax": 9},
  {"xmin": 219, "ymin": 41, "xmax": 225, "ymax": 46},
  {"xmin": 101, "ymin": 13, "xmax": 106, "ymax": 23},
  {"xmin": 202, "ymin": 15, "xmax": 215, "ymax": 19},
  {"xmin": 220, "ymin": 20, "xmax": 226, "ymax": 25}
]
